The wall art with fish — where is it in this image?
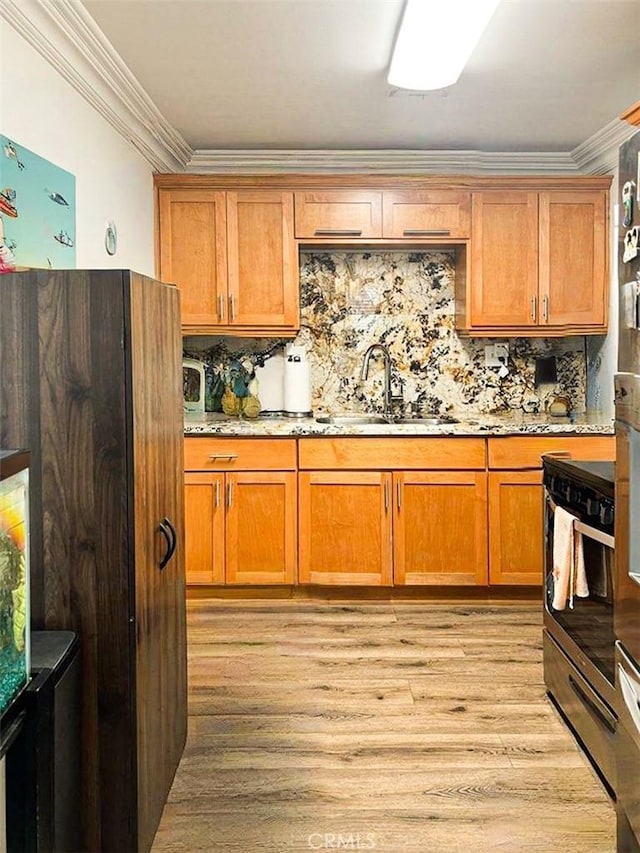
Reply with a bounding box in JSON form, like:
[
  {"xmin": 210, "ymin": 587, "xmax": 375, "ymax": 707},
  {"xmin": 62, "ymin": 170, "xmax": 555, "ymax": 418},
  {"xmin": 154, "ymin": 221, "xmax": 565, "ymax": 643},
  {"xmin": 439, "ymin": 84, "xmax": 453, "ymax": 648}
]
[{"xmin": 0, "ymin": 135, "xmax": 76, "ymax": 272}]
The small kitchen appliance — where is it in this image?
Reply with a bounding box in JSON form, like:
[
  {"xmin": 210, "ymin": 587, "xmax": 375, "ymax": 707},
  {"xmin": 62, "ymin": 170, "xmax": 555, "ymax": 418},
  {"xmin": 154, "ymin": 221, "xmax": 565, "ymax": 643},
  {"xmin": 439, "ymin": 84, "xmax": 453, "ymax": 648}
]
[{"xmin": 182, "ymin": 358, "xmax": 205, "ymax": 413}]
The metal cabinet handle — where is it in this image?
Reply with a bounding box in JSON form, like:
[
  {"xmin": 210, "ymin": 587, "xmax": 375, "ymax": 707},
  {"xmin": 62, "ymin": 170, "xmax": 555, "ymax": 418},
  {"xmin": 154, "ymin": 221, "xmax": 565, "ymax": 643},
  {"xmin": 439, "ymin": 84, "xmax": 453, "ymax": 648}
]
[
  {"xmin": 229, "ymin": 294, "xmax": 236, "ymax": 321},
  {"xmin": 402, "ymin": 229, "xmax": 450, "ymax": 236},
  {"xmin": 227, "ymin": 481, "xmax": 233, "ymax": 508},
  {"xmin": 397, "ymin": 481, "xmax": 402, "ymax": 510},
  {"xmin": 530, "ymin": 295, "xmax": 537, "ymax": 322},
  {"xmin": 217, "ymin": 294, "xmax": 225, "ymax": 320},
  {"xmin": 209, "ymin": 454, "xmax": 238, "ymax": 462},
  {"xmin": 542, "ymin": 294, "xmax": 549, "ymax": 322},
  {"xmin": 215, "ymin": 480, "xmax": 220, "ymax": 508},
  {"xmin": 384, "ymin": 481, "xmax": 389, "ymax": 513},
  {"xmin": 313, "ymin": 229, "xmax": 363, "ymax": 236}
]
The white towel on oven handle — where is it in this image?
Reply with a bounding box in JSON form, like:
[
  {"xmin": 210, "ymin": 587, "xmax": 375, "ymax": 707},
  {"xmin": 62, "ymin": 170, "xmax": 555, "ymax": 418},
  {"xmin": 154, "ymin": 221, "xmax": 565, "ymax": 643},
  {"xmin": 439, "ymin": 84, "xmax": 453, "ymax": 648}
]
[{"xmin": 552, "ymin": 506, "xmax": 588, "ymax": 610}]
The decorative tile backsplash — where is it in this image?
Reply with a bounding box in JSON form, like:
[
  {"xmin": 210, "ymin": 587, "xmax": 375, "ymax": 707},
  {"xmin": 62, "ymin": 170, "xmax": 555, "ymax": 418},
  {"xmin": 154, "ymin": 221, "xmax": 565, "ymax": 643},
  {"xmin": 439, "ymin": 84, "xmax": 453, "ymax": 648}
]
[{"xmin": 184, "ymin": 250, "xmax": 588, "ymax": 415}]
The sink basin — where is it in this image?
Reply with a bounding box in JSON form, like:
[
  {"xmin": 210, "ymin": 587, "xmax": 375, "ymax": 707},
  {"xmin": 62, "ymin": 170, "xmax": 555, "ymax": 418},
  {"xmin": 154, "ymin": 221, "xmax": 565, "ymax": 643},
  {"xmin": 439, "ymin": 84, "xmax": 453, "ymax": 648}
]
[
  {"xmin": 393, "ymin": 415, "xmax": 459, "ymax": 425},
  {"xmin": 315, "ymin": 415, "xmax": 389, "ymax": 425}
]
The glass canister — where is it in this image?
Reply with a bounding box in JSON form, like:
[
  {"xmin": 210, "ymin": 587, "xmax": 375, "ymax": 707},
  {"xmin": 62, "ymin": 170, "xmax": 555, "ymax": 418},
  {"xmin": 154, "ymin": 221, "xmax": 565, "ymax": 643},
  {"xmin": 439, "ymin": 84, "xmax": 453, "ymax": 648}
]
[{"xmin": 0, "ymin": 450, "xmax": 30, "ymax": 713}]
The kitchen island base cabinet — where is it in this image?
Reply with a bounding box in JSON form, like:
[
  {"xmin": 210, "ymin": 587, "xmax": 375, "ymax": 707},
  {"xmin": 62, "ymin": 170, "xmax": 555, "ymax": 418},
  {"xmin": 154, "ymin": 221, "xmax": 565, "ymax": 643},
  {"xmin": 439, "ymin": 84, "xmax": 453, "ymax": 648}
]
[{"xmin": 184, "ymin": 438, "xmax": 297, "ymax": 585}]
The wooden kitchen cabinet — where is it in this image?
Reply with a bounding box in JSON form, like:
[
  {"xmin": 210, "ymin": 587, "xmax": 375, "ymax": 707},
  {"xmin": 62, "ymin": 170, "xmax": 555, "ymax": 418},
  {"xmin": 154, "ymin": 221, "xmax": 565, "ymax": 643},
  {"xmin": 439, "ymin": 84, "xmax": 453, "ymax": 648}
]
[
  {"xmin": 382, "ymin": 191, "xmax": 471, "ymax": 239},
  {"xmin": 298, "ymin": 471, "xmax": 393, "ymax": 585},
  {"xmin": 460, "ymin": 189, "xmax": 608, "ymax": 336},
  {"xmin": 298, "ymin": 437, "xmax": 487, "ymax": 586},
  {"xmin": 294, "ymin": 190, "xmax": 383, "ymax": 239},
  {"xmin": 184, "ymin": 438, "xmax": 297, "ymax": 584},
  {"xmin": 158, "ymin": 187, "xmax": 299, "ymax": 335},
  {"xmin": 394, "ymin": 471, "xmax": 488, "ymax": 585},
  {"xmin": 487, "ymin": 435, "xmax": 615, "ymax": 585}
]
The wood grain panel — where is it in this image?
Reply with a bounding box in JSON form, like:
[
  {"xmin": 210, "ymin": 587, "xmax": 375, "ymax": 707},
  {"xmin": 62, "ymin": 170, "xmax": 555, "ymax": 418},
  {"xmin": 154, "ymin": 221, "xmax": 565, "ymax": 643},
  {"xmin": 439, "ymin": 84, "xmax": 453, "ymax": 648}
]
[
  {"xmin": 129, "ymin": 272, "xmax": 187, "ymax": 853},
  {"xmin": 487, "ymin": 435, "xmax": 615, "ymax": 469},
  {"xmin": 488, "ymin": 470, "xmax": 544, "ymax": 585},
  {"xmin": 184, "ymin": 437, "xmax": 297, "ymax": 471},
  {"xmin": 294, "ymin": 190, "xmax": 383, "ymax": 238},
  {"xmin": 298, "ymin": 472, "xmax": 393, "ymax": 585},
  {"xmin": 539, "ymin": 191, "xmax": 607, "ymax": 329},
  {"xmin": 158, "ymin": 189, "xmax": 227, "ymax": 326},
  {"xmin": 225, "ymin": 472, "xmax": 297, "ymax": 585},
  {"xmin": 184, "ymin": 473, "xmax": 225, "ymax": 585},
  {"xmin": 470, "ymin": 192, "xmax": 539, "ymax": 328},
  {"xmin": 382, "ymin": 190, "xmax": 471, "ymax": 239},
  {"xmin": 393, "ymin": 472, "xmax": 488, "ymax": 585},
  {"xmin": 298, "ymin": 437, "xmax": 486, "ymax": 470},
  {"xmin": 226, "ymin": 191, "xmax": 299, "ymax": 328}
]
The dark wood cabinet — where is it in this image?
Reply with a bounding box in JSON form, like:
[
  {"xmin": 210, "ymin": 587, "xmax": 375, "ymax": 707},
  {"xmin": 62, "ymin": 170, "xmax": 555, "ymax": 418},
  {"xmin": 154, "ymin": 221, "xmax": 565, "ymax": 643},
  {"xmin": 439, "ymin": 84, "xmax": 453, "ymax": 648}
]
[{"xmin": 0, "ymin": 269, "xmax": 187, "ymax": 852}]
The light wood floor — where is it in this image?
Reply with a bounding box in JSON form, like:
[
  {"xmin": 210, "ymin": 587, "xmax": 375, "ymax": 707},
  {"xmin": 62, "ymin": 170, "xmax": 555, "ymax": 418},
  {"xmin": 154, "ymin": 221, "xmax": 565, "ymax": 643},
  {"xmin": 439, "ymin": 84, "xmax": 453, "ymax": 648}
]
[{"xmin": 152, "ymin": 601, "xmax": 615, "ymax": 852}]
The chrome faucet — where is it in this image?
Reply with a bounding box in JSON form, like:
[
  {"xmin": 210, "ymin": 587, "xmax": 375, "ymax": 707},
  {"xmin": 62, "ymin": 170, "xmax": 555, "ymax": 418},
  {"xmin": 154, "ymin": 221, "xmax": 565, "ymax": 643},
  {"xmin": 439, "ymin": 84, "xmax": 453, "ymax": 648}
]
[{"xmin": 360, "ymin": 343, "xmax": 394, "ymax": 415}]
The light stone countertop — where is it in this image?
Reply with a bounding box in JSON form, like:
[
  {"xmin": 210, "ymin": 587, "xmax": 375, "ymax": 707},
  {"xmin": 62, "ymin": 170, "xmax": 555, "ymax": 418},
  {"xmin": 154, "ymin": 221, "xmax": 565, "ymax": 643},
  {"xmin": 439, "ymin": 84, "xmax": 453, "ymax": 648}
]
[{"xmin": 184, "ymin": 410, "xmax": 615, "ymax": 438}]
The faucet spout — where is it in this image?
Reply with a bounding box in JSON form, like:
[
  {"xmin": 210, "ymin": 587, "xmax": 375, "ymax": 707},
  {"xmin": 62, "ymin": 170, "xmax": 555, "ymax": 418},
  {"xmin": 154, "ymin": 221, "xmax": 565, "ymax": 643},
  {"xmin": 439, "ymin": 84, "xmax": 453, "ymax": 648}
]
[{"xmin": 361, "ymin": 343, "xmax": 393, "ymax": 415}]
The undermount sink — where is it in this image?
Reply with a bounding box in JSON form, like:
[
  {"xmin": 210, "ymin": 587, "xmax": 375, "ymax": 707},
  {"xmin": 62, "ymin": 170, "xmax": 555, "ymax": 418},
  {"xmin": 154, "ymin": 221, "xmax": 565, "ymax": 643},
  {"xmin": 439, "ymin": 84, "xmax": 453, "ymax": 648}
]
[
  {"xmin": 393, "ymin": 415, "xmax": 459, "ymax": 425},
  {"xmin": 315, "ymin": 414, "xmax": 389, "ymax": 425},
  {"xmin": 315, "ymin": 414, "xmax": 459, "ymax": 426}
]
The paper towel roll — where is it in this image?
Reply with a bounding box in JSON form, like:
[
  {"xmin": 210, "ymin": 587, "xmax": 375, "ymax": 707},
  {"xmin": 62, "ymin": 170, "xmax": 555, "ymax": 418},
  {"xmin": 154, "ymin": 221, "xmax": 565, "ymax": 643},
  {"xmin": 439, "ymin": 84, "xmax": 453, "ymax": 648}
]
[{"xmin": 284, "ymin": 357, "xmax": 312, "ymax": 415}]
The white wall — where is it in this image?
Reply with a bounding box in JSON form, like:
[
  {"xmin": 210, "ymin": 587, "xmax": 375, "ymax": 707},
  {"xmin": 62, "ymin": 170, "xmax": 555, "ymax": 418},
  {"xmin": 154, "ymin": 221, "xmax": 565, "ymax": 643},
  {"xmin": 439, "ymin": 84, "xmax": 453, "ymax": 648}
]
[{"xmin": 0, "ymin": 19, "xmax": 155, "ymax": 275}]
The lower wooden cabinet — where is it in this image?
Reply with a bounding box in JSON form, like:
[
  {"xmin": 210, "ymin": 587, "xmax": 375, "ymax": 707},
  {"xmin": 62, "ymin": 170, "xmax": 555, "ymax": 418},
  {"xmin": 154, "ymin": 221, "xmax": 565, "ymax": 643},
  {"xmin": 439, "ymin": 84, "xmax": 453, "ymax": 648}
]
[
  {"xmin": 394, "ymin": 471, "xmax": 488, "ymax": 585},
  {"xmin": 298, "ymin": 437, "xmax": 488, "ymax": 586},
  {"xmin": 298, "ymin": 471, "xmax": 393, "ymax": 585},
  {"xmin": 184, "ymin": 437, "xmax": 297, "ymax": 585},
  {"xmin": 185, "ymin": 470, "xmax": 297, "ymax": 585},
  {"xmin": 488, "ymin": 470, "xmax": 544, "ymax": 585}
]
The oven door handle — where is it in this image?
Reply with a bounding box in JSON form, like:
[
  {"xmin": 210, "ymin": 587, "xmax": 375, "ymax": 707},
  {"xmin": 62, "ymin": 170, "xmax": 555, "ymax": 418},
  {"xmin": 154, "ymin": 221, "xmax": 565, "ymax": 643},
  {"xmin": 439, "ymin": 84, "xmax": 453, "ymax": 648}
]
[
  {"xmin": 568, "ymin": 675, "xmax": 617, "ymax": 734},
  {"xmin": 573, "ymin": 520, "xmax": 615, "ymax": 550}
]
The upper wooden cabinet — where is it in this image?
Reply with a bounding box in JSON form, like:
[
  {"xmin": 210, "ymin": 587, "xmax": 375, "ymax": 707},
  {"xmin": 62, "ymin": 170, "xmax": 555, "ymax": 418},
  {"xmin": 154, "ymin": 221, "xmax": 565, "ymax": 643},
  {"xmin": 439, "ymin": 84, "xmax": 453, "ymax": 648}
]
[
  {"xmin": 158, "ymin": 188, "xmax": 299, "ymax": 335},
  {"xmin": 294, "ymin": 191, "xmax": 383, "ymax": 238},
  {"xmin": 382, "ymin": 191, "xmax": 471, "ymax": 239},
  {"xmin": 460, "ymin": 189, "xmax": 608, "ymax": 336},
  {"xmin": 294, "ymin": 189, "xmax": 470, "ymax": 241}
]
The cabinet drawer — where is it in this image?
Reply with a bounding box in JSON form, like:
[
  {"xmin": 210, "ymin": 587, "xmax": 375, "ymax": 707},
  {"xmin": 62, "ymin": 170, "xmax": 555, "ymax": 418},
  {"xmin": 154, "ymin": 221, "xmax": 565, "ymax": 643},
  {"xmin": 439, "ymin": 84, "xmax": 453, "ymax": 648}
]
[
  {"xmin": 294, "ymin": 191, "xmax": 382, "ymax": 239},
  {"xmin": 487, "ymin": 435, "xmax": 615, "ymax": 469},
  {"xmin": 184, "ymin": 437, "xmax": 297, "ymax": 470},
  {"xmin": 298, "ymin": 438, "xmax": 486, "ymax": 470},
  {"xmin": 382, "ymin": 191, "xmax": 471, "ymax": 239}
]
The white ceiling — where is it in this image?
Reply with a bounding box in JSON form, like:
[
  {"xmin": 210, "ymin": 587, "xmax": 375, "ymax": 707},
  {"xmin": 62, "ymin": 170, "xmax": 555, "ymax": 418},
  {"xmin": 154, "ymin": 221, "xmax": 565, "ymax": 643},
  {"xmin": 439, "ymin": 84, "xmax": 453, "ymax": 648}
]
[{"xmin": 80, "ymin": 0, "xmax": 640, "ymax": 154}]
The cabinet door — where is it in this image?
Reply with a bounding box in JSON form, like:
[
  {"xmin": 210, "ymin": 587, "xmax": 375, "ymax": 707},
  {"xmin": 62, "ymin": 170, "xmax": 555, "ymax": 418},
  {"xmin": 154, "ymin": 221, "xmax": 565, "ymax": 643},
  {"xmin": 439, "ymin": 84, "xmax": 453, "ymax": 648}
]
[
  {"xmin": 158, "ymin": 189, "xmax": 227, "ymax": 326},
  {"xmin": 225, "ymin": 471, "xmax": 297, "ymax": 584},
  {"xmin": 470, "ymin": 192, "xmax": 539, "ymax": 328},
  {"xmin": 488, "ymin": 471, "xmax": 543, "ymax": 585},
  {"xmin": 298, "ymin": 471, "xmax": 393, "ymax": 585},
  {"xmin": 294, "ymin": 191, "xmax": 383, "ymax": 238},
  {"xmin": 539, "ymin": 191, "xmax": 607, "ymax": 330},
  {"xmin": 184, "ymin": 472, "xmax": 225, "ymax": 584},
  {"xmin": 393, "ymin": 471, "xmax": 488, "ymax": 585},
  {"xmin": 226, "ymin": 191, "xmax": 299, "ymax": 329},
  {"xmin": 382, "ymin": 191, "xmax": 471, "ymax": 239}
]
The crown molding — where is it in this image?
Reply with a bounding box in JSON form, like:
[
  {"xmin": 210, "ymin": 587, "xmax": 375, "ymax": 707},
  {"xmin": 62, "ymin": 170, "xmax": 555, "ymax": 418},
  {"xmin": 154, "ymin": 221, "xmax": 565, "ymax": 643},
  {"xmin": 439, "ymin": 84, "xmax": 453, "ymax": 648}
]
[
  {"xmin": 187, "ymin": 148, "xmax": 579, "ymax": 175},
  {"xmin": 570, "ymin": 117, "xmax": 637, "ymax": 175},
  {"xmin": 0, "ymin": 0, "xmax": 192, "ymax": 171}
]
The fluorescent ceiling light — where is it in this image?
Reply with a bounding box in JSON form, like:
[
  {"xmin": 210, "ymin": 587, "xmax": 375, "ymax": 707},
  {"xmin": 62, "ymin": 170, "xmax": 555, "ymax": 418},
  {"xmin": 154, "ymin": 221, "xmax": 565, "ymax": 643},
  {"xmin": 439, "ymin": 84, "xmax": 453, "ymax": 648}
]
[{"xmin": 388, "ymin": 0, "xmax": 501, "ymax": 91}]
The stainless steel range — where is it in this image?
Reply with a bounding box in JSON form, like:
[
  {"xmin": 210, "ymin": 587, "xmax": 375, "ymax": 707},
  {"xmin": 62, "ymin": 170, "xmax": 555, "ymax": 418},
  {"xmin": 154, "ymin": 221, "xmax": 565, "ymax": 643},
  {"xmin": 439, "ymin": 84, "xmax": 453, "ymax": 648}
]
[{"xmin": 542, "ymin": 455, "xmax": 616, "ymax": 793}]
